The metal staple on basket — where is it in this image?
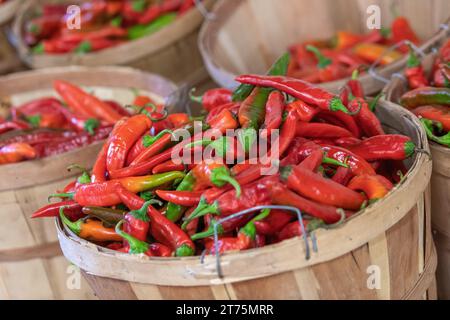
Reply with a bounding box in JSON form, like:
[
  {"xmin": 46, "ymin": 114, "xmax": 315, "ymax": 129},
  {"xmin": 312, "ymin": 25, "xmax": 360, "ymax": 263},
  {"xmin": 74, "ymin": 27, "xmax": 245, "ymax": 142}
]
[{"xmin": 199, "ymin": 205, "xmax": 315, "ymax": 279}]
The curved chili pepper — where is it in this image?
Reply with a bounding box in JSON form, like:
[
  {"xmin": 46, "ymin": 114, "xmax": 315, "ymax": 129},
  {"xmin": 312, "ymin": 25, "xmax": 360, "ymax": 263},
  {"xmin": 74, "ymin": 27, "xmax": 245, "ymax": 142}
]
[
  {"xmin": 131, "ymin": 129, "xmax": 174, "ymax": 165},
  {"xmin": 421, "ymin": 118, "xmax": 450, "ymax": 147},
  {"xmin": 190, "ymin": 88, "xmax": 232, "ymax": 111},
  {"xmin": 391, "ymin": 16, "xmax": 420, "ymax": 53},
  {"xmin": 287, "ymin": 99, "xmax": 319, "ymax": 122},
  {"xmin": 124, "ymin": 200, "xmax": 161, "ymax": 242},
  {"xmin": 91, "ymin": 142, "xmax": 109, "ymax": 183},
  {"xmin": 205, "ymin": 102, "xmax": 240, "ymax": 124},
  {"xmin": 115, "ymin": 220, "xmax": 173, "ymax": 257},
  {"xmin": 306, "ymin": 45, "xmax": 349, "ymax": 82},
  {"xmin": 296, "ymin": 122, "xmax": 353, "ymax": 138},
  {"xmin": 334, "ymin": 137, "xmax": 362, "ymax": 148},
  {"xmin": 262, "ymin": 90, "xmax": 285, "ymax": 134},
  {"xmin": 115, "ymin": 185, "xmax": 195, "ymax": 256},
  {"xmin": 235, "ymin": 75, "xmax": 350, "ymax": 113},
  {"xmin": 353, "ymin": 43, "xmax": 402, "ymax": 65},
  {"xmin": 0, "ymin": 143, "xmax": 37, "ymax": 164},
  {"xmin": 60, "ymin": 207, "xmax": 122, "ymax": 242},
  {"xmin": 107, "ymin": 114, "xmax": 153, "ymax": 172},
  {"xmin": 167, "ymin": 113, "xmax": 189, "ymax": 128},
  {"xmin": 254, "ymin": 209, "xmax": 294, "ymax": 236},
  {"xmin": 317, "ymin": 110, "xmax": 362, "ymax": 138},
  {"xmin": 413, "ymin": 105, "xmax": 450, "ymax": 132},
  {"xmin": 31, "ymin": 200, "xmax": 83, "ymax": 220},
  {"xmin": 400, "ymin": 87, "xmax": 450, "ymax": 109},
  {"xmin": 81, "ymin": 206, "xmax": 125, "ymax": 227},
  {"xmin": 277, "ymin": 107, "xmax": 299, "ymax": 156},
  {"xmin": 331, "ymin": 31, "xmax": 363, "ymax": 50},
  {"xmin": 119, "ymin": 171, "xmax": 186, "ymax": 193},
  {"xmin": 156, "ymin": 190, "xmax": 202, "ymax": 206},
  {"xmin": 345, "ymin": 134, "xmax": 415, "ymax": 161},
  {"xmin": 182, "ymin": 176, "xmax": 278, "ymax": 230},
  {"xmin": 331, "ymin": 166, "xmax": 353, "ymax": 185},
  {"xmin": 405, "ymin": 49, "xmax": 428, "ymax": 89},
  {"xmin": 348, "ymin": 174, "xmax": 393, "ymax": 202},
  {"xmin": 280, "ymin": 165, "xmax": 366, "ymax": 210},
  {"xmin": 0, "ymin": 121, "xmax": 31, "ymax": 134},
  {"xmin": 277, "ymin": 219, "xmax": 324, "ymax": 242},
  {"xmin": 54, "ymin": 80, "xmax": 123, "ymax": 123},
  {"xmin": 270, "ymin": 183, "xmax": 346, "ymax": 224},
  {"xmin": 347, "ymin": 97, "xmax": 385, "ymax": 137},
  {"xmin": 191, "ymin": 161, "xmax": 241, "ymax": 196},
  {"xmin": 152, "ymin": 159, "xmax": 191, "ymax": 174}
]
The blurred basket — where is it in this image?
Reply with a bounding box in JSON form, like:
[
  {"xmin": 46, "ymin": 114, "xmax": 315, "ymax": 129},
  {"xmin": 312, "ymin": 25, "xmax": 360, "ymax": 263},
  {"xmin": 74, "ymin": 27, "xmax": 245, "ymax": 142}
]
[
  {"xmin": 0, "ymin": 66, "xmax": 176, "ymax": 299},
  {"xmin": 11, "ymin": 0, "xmax": 214, "ymax": 83},
  {"xmin": 199, "ymin": 0, "xmax": 450, "ymax": 94}
]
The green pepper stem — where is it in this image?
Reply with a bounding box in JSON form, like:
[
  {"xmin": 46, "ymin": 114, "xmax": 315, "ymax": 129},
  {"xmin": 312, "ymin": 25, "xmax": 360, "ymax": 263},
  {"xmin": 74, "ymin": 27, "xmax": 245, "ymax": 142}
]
[
  {"xmin": 329, "ymin": 97, "xmax": 351, "ymax": 114},
  {"xmin": 213, "ymin": 173, "xmax": 241, "ymax": 198},
  {"xmin": 322, "ymin": 156, "xmax": 349, "ymax": 168},
  {"xmin": 189, "ymin": 88, "xmax": 203, "ymax": 104},
  {"xmin": 351, "ymin": 69, "xmax": 359, "ymax": 80},
  {"xmin": 48, "ymin": 192, "xmax": 74, "ymax": 202},
  {"xmin": 175, "ymin": 243, "xmax": 195, "ymax": 257},
  {"xmin": 421, "ymin": 118, "xmax": 450, "ymax": 147},
  {"xmin": 183, "ymin": 139, "xmax": 213, "ymax": 149},
  {"xmin": 369, "ymin": 92, "xmax": 384, "ymax": 112},
  {"xmin": 190, "ymin": 220, "xmax": 224, "ymax": 241},
  {"xmin": 143, "ymin": 129, "xmax": 173, "ymax": 148},
  {"xmin": 59, "ymin": 207, "xmax": 82, "ymax": 235},
  {"xmin": 115, "ymin": 220, "xmax": 149, "ymax": 254},
  {"xmin": 406, "ymin": 47, "xmax": 420, "ymax": 68},
  {"xmin": 181, "ymin": 198, "xmax": 219, "ymax": 230},
  {"xmin": 306, "ymin": 45, "xmax": 332, "ymax": 69},
  {"xmin": 129, "ymin": 199, "xmax": 160, "ymax": 222},
  {"xmin": 84, "ymin": 118, "xmax": 99, "ymax": 135}
]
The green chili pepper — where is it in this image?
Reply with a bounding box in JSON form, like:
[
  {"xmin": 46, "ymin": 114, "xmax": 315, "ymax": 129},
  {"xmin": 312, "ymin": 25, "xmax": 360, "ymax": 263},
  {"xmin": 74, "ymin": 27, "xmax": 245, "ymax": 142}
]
[
  {"xmin": 421, "ymin": 118, "xmax": 450, "ymax": 147},
  {"xmin": 128, "ymin": 13, "xmax": 177, "ymax": 40},
  {"xmin": 400, "ymin": 87, "xmax": 450, "ymax": 109},
  {"xmin": 165, "ymin": 172, "xmax": 196, "ymax": 222},
  {"xmin": 81, "ymin": 206, "xmax": 125, "ymax": 228}
]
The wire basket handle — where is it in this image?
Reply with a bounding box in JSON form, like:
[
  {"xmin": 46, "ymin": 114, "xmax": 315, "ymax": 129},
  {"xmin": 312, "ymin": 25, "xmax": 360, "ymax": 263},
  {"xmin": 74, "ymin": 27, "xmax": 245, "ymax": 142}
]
[{"xmin": 200, "ymin": 204, "xmax": 315, "ymax": 279}]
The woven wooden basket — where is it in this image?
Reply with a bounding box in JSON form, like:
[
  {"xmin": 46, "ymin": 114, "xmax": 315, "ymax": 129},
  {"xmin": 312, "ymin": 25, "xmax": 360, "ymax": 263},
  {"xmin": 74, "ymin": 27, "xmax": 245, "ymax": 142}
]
[
  {"xmin": 58, "ymin": 99, "xmax": 436, "ymax": 300},
  {"xmin": 383, "ymin": 44, "xmax": 450, "ymax": 299},
  {"xmin": 0, "ymin": 66, "xmax": 176, "ymax": 299},
  {"xmin": 199, "ymin": 0, "xmax": 450, "ymax": 94},
  {"xmin": 11, "ymin": 0, "xmax": 214, "ymax": 83}
]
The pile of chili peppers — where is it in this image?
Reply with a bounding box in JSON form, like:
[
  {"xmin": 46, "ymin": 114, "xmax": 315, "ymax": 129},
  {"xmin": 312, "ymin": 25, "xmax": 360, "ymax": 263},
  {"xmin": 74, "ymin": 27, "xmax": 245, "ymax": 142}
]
[
  {"xmin": 26, "ymin": 0, "xmax": 197, "ymax": 54},
  {"xmin": 287, "ymin": 16, "xmax": 420, "ymax": 83},
  {"xmin": 399, "ymin": 39, "xmax": 450, "ymax": 147},
  {"xmin": 33, "ymin": 53, "xmax": 419, "ymax": 257},
  {"xmin": 0, "ymin": 80, "xmax": 134, "ymax": 165}
]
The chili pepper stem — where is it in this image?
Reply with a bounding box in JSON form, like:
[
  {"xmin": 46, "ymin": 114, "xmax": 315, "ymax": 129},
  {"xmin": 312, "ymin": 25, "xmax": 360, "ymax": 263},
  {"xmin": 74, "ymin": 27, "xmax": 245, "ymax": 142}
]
[
  {"xmin": 143, "ymin": 129, "xmax": 173, "ymax": 147},
  {"xmin": 48, "ymin": 192, "xmax": 74, "ymax": 202},
  {"xmin": 175, "ymin": 243, "xmax": 195, "ymax": 257},
  {"xmin": 190, "ymin": 220, "xmax": 225, "ymax": 241},
  {"xmin": 130, "ymin": 200, "xmax": 161, "ymax": 222},
  {"xmin": 322, "ymin": 156, "xmax": 349, "ymax": 168},
  {"xmin": 330, "ymin": 97, "xmax": 351, "ymax": 114},
  {"xmin": 181, "ymin": 198, "xmax": 219, "ymax": 230},
  {"xmin": 115, "ymin": 220, "xmax": 149, "ymax": 254},
  {"xmin": 212, "ymin": 173, "xmax": 241, "ymax": 197},
  {"xmin": 189, "ymin": 88, "xmax": 203, "ymax": 104},
  {"xmin": 59, "ymin": 207, "xmax": 82, "ymax": 235}
]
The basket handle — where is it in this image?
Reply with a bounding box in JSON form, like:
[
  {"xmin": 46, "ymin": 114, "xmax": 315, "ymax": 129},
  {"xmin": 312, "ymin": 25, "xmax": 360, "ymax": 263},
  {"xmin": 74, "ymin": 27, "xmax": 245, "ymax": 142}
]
[
  {"xmin": 200, "ymin": 204, "xmax": 314, "ymax": 279},
  {"xmin": 368, "ymin": 40, "xmax": 425, "ymax": 84},
  {"xmin": 194, "ymin": 0, "xmax": 216, "ymax": 21}
]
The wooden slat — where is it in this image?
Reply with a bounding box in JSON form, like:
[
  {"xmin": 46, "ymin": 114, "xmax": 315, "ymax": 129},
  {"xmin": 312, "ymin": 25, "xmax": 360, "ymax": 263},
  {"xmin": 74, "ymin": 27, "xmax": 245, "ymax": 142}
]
[
  {"xmin": 368, "ymin": 233, "xmax": 391, "ymax": 299},
  {"xmin": 82, "ymin": 271, "xmax": 138, "ymax": 300}
]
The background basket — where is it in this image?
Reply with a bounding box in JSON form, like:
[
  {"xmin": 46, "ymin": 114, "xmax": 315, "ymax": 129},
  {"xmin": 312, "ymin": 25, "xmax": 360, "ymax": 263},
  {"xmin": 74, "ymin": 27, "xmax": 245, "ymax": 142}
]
[
  {"xmin": 0, "ymin": 66, "xmax": 176, "ymax": 299},
  {"xmin": 199, "ymin": 0, "xmax": 450, "ymax": 94}
]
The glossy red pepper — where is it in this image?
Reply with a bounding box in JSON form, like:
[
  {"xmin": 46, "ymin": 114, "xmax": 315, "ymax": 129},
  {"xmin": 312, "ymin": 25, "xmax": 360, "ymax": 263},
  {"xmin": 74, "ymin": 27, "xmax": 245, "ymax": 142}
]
[
  {"xmin": 0, "ymin": 143, "xmax": 37, "ymax": 164},
  {"xmin": 191, "ymin": 161, "xmax": 241, "ymax": 196},
  {"xmin": 190, "ymin": 88, "xmax": 232, "ymax": 112},
  {"xmin": 31, "ymin": 200, "xmax": 83, "ymax": 220},
  {"xmin": 347, "ymin": 97, "xmax": 384, "ymax": 137},
  {"xmin": 287, "ymin": 99, "xmax": 319, "ymax": 122},
  {"xmin": 348, "ymin": 174, "xmax": 393, "ymax": 201},
  {"xmin": 296, "ymin": 122, "xmax": 353, "ymax": 139},
  {"xmin": 405, "ymin": 49, "xmax": 428, "ymax": 89},
  {"xmin": 262, "ymin": 90, "xmax": 285, "ymax": 134}
]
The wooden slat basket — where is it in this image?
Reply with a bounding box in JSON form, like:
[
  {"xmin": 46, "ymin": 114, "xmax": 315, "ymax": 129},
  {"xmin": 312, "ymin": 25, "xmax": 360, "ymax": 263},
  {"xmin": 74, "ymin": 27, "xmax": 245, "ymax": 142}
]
[
  {"xmin": 0, "ymin": 0, "xmax": 20, "ymax": 25},
  {"xmin": 11, "ymin": 0, "xmax": 214, "ymax": 83},
  {"xmin": 383, "ymin": 42, "xmax": 450, "ymax": 299},
  {"xmin": 199, "ymin": 0, "xmax": 450, "ymax": 94},
  {"xmin": 0, "ymin": 66, "xmax": 176, "ymax": 299},
  {"xmin": 58, "ymin": 99, "xmax": 437, "ymax": 300}
]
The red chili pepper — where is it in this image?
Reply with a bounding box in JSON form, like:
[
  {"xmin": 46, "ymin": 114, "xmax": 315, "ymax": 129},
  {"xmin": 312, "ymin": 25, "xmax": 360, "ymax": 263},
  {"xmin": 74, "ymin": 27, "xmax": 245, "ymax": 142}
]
[
  {"xmin": 317, "ymin": 110, "xmax": 362, "ymax": 138},
  {"xmin": 123, "ymin": 200, "xmax": 160, "ymax": 242},
  {"xmin": 205, "ymin": 102, "xmax": 240, "ymax": 124},
  {"xmin": 306, "ymin": 45, "xmax": 349, "ymax": 82},
  {"xmin": 91, "ymin": 141, "xmax": 109, "ymax": 183},
  {"xmin": 31, "ymin": 200, "xmax": 83, "ymax": 220},
  {"xmin": 331, "ymin": 166, "xmax": 353, "ymax": 185},
  {"xmin": 115, "ymin": 220, "xmax": 173, "ymax": 257},
  {"xmin": 115, "ymin": 185, "xmax": 195, "ymax": 256},
  {"xmin": 277, "ymin": 219, "xmax": 324, "ymax": 242},
  {"xmin": 345, "ymin": 134, "xmax": 415, "ymax": 161},
  {"xmin": 405, "ymin": 49, "xmax": 429, "ymax": 89},
  {"xmin": 152, "ymin": 159, "xmax": 189, "ymax": 174},
  {"xmin": 0, "ymin": 121, "xmax": 31, "ymax": 134},
  {"xmin": 347, "ymin": 97, "xmax": 384, "ymax": 137},
  {"xmin": 182, "ymin": 176, "xmax": 278, "ymax": 230},
  {"xmin": 296, "ymin": 122, "xmax": 353, "ymax": 139},
  {"xmin": 130, "ymin": 129, "xmax": 173, "ymax": 166},
  {"xmin": 271, "ymin": 183, "xmax": 346, "ymax": 224},
  {"xmin": 254, "ymin": 209, "xmax": 294, "ymax": 236},
  {"xmin": 167, "ymin": 113, "xmax": 189, "ymax": 128},
  {"xmin": 208, "ymin": 108, "xmax": 239, "ymax": 134},
  {"xmin": 391, "ymin": 16, "xmax": 420, "ymax": 53},
  {"xmin": 235, "ymin": 75, "xmax": 350, "ymax": 113},
  {"xmin": 277, "ymin": 106, "xmax": 298, "ymax": 156},
  {"xmin": 0, "ymin": 143, "xmax": 37, "ymax": 164},
  {"xmin": 347, "ymin": 174, "xmax": 393, "ymax": 201},
  {"xmin": 106, "ymin": 114, "xmax": 153, "ymax": 173},
  {"xmin": 54, "ymin": 80, "xmax": 123, "ymax": 123},
  {"xmin": 190, "ymin": 88, "xmax": 232, "ymax": 112},
  {"xmin": 331, "ymin": 31, "xmax": 363, "ymax": 50},
  {"xmin": 155, "ymin": 190, "xmax": 202, "ymax": 206},
  {"xmin": 287, "ymin": 99, "xmax": 319, "ymax": 122},
  {"xmin": 262, "ymin": 90, "xmax": 285, "ymax": 134},
  {"xmin": 191, "ymin": 161, "xmax": 241, "ymax": 196},
  {"xmin": 334, "ymin": 137, "xmax": 362, "ymax": 148},
  {"xmin": 412, "ymin": 105, "xmax": 450, "ymax": 132},
  {"xmin": 280, "ymin": 165, "xmax": 366, "ymax": 210}
]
